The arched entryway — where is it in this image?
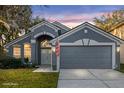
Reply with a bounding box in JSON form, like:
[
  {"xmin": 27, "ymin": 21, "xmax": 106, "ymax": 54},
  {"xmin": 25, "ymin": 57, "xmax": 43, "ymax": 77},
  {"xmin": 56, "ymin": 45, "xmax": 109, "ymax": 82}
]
[{"xmin": 37, "ymin": 35, "xmax": 53, "ymax": 66}]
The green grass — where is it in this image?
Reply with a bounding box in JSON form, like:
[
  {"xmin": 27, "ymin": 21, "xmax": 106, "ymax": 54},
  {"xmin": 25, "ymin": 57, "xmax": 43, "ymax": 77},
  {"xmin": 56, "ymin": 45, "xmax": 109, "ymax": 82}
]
[{"xmin": 0, "ymin": 69, "xmax": 59, "ymax": 88}]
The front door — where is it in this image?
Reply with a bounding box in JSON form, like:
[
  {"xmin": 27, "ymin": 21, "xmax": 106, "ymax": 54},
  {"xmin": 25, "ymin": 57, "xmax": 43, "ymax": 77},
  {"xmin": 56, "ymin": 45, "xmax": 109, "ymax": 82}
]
[{"xmin": 41, "ymin": 48, "xmax": 51, "ymax": 65}]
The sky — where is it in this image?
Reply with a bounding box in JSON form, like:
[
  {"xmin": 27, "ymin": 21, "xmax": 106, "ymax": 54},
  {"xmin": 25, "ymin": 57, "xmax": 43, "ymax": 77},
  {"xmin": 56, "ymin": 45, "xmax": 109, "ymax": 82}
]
[{"xmin": 32, "ymin": 5, "xmax": 124, "ymax": 28}]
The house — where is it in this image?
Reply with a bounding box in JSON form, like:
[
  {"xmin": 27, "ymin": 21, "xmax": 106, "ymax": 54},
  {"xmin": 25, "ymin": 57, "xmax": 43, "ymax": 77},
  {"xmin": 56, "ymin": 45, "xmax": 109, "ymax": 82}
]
[
  {"xmin": 4, "ymin": 20, "xmax": 124, "ymax": 71},
  {"xmin": 109, "ymin": 20, "xmax": 124, "ymax": 40},
  {"xmin": 109, "ymin": 20, "xmax": 124, "ymax": 65}
]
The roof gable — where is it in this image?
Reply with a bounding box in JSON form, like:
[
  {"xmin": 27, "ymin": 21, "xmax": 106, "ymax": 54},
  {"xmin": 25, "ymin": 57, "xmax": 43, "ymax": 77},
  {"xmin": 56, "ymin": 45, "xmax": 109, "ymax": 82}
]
[
  {"xmin": 50, "ymin": 22, "xmax": 124, "ymax": 44},
  {"xmin": 5, "ymin": 21, "xmax": 124, "ymax": 48},
  {"xmin": 5, "ymin": 20, "xmax": 60, "ymax": 48},
  {"xmin": 29, "ymin": 20, "xmax": 60, "ymax": 32},
  {"xmin": 4, "ymin": 32, "xmax": 31, "ymax": 48}
]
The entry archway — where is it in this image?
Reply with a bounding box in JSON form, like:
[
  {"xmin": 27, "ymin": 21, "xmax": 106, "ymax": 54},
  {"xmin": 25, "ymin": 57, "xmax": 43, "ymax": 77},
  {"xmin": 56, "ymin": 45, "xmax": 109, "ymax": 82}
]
[{"xmin": 36, "ymin": 35, "xmax": 53, "ymax": 66}]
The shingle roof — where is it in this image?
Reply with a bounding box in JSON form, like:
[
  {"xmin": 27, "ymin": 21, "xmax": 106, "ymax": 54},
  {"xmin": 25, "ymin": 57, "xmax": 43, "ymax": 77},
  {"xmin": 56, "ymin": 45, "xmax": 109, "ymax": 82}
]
[{"xmin": 50, "ymin": 22, "xmax": 124, "ymax": 44}]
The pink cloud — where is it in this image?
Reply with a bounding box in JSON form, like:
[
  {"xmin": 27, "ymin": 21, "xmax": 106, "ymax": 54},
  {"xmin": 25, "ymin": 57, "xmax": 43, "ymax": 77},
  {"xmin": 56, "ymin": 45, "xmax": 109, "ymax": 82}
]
[
  {"xmin": 47, "ymin": 12, "xmax": 109, "ymax": 28},
  {"xmin": 33, "ymin": 12, "xmax": 110, "ymax": 28}
]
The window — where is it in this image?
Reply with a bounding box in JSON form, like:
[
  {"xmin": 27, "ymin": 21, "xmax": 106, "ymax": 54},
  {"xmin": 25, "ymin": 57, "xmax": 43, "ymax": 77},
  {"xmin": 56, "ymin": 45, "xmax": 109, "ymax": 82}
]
[
  {"xmin": 24, "ymin": 43, "xmax": 31, "ymax": 61},
  {"xmin": 13, "ymin": 45, "xmax": 21, "ymax": 58},
  {"xmin": 41, "ymin": 40, "xmax": 51, "ymax": 48}
]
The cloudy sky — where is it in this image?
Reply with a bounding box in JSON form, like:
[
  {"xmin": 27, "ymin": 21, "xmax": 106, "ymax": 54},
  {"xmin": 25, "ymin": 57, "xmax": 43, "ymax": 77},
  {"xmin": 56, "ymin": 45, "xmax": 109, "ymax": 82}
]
[{"xmin": 32, "ymin": 5, "xmax": 124, "ymax": 28}]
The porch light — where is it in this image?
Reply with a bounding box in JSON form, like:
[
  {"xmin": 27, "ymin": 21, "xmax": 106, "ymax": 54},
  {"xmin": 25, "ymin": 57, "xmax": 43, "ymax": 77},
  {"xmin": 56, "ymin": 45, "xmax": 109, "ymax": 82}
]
[
  {"xmin": 52, "ymin": 47, "xmax": 55, "ymax": 52},
  {"xmin": 117, "ymin": 47, "xmax": 120, "ymax": 52}
]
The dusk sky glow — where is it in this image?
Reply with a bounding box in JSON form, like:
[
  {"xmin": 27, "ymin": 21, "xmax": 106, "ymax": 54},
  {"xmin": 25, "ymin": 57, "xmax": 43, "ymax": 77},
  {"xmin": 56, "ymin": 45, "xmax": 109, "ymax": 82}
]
[{"xmin": 32, "ymin": 5, "xmax": 124, "ymax": 28}]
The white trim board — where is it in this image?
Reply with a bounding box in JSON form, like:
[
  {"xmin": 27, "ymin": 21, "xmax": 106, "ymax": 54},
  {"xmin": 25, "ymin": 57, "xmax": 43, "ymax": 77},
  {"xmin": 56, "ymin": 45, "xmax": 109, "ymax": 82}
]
[
  {"xmin": 50, "ymin": 22, "xmax": 124, "ymax": 44},
  {"xmin": 34, "ymin": 32, "xmax": 56, "ymax": 38},
  {"xmin": 4, "ymin": 33, "xmax": 31, "ymax": 48},
  {"xmin": 85, "ymin": 23, "xmax": 123, "ymax": 43},
  {"xmin": 29, "ymin": 20, "xmax": 60, "ymax": 32}
]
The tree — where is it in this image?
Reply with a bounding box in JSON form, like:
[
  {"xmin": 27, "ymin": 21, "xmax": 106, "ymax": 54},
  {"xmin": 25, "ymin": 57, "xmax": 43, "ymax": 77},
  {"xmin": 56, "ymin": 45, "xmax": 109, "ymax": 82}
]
[
  {"xmin": 30, "ymin": 5, "xmax": 50, "ymax": 27},
  {"xmin": 30, "ymin": 16, "xmax": 44, "ymax": 27},
  {"xmin": 0, "ymin": 6, "xmax": 32, "ymax": 30},
  {"xmin": 93, "ymin": 9, "xmax": 124, "ymax": 31},
  {"xmin": 0, "ymin": 19, "xmax": 10, "ymax": 46},
  {"xmin": 0, "ymin": 45, "xmax": 6, "ymax": 58},
  {"xmin": 0, "ymin": 5, "xmax": 49, "ymax": 46},
  {"xmin": 0, "ymin": 5, "xmax": 32, "ymax": 46}
]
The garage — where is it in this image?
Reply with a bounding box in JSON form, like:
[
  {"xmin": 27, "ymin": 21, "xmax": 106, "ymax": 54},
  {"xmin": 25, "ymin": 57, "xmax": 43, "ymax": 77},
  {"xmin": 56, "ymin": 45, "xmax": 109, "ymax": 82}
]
[
  {"xmin": 60, "ymin": 46, "xmax": 112, "ymax": 69},
  {"xmin": 50, "ymin": 22, "xmax": 123, "ymax": 70}
]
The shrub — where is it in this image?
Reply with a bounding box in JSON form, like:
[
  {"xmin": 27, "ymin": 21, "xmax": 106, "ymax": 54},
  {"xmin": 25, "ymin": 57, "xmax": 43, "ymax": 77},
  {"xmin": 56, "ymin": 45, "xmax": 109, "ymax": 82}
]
[
  {"xmin": 21, "ymin": 57, "xmax": 34, "ymax": 68},
  {"xmin": 0, "ymin": 45, "xmax": 7, "ymax": 58},
  {"xmin": 0, "ymin": 56, "xmax": 22, "ymax": 69},
  {"xmin": 0, "ymin": 57, "xmax": 36, "ymax": 69}
]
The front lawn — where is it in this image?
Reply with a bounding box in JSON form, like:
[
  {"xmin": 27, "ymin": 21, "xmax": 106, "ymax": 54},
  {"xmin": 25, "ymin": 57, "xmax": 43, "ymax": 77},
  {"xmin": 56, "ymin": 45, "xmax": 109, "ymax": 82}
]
[{"xmin": 0, "ymin": 69, "xmax": 59, "ymax": 88}]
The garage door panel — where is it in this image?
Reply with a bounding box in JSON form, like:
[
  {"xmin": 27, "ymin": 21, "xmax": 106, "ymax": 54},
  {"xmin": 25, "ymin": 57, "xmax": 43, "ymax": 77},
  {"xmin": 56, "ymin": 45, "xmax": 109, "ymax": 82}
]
[{"xmin": 60, "ymin": 46, "xmax": 112, "ymax": 69}]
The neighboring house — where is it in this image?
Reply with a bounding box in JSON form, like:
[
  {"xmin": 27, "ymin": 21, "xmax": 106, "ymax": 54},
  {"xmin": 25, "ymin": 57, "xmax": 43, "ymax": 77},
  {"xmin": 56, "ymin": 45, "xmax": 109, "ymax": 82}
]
[
  {"xmin": 109, "ymin": 21, "xmax": 124, "ymax": 40},
  {"xmin": 4, "ymin": 20, "xmax": 124, "ymax": 71},
  {"xmin": 109, "ymin": 21, "xmax": 124, "ymax": 64}
]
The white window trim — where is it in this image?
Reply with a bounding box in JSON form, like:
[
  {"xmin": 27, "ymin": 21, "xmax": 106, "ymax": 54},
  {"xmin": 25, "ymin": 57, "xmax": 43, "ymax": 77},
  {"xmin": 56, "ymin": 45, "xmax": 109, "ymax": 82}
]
[
  {"xmin": 30, "ymin": 21, "xmax": 59, "ymax": 32},
  {"xmin": 24, "ymin": 43, "xmax": 31, "ymax": 61},
  {"xmin": 31, "ymin": 39, "xmax": 36, "ymax": 44},
  {"xmin": 13, "ymin": 45, "xmax": 21, "ymax": 58}
]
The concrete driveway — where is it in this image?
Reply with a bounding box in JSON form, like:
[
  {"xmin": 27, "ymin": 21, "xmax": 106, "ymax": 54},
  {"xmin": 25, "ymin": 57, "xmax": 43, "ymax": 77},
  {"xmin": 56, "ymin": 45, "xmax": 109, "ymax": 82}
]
[{"xmin": 57, "ymin": 69, "xmax": 124, "ymax": 88}]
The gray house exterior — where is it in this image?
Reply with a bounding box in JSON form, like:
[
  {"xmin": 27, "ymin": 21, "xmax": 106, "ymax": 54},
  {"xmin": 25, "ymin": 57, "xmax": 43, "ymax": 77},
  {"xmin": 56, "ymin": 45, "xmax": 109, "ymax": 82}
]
[{"xmin": 4, "ymin": 20, "xmax": 124, "ymax": 71}]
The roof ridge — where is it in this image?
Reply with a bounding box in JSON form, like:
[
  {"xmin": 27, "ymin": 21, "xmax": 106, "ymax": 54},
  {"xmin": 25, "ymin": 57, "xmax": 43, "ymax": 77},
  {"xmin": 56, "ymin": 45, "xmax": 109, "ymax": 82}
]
[
  {"xmin": 52, "ymin": 21, "xmax": 71, "ymax": 31},
  {"xmin": 50, "ymin": 22, "xmax": 124, "ymax": 44},
  {"xmin": 4, "ymin": 31, "xmax": 32, "ymax": 47}
]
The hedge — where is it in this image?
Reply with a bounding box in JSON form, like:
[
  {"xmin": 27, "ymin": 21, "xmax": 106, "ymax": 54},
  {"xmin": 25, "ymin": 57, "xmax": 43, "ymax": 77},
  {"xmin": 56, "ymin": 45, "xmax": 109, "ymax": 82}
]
[{"xmin": 0, "ymin": 56, "xmax": 22, "ymax": 68}]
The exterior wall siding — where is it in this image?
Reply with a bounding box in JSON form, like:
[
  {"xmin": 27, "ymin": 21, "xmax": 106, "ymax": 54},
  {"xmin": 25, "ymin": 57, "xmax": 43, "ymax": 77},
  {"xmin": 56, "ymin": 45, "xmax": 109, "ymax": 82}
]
[
  {"xmin": 61, "ymin": 27, "xmax": 114, "ymax": 43},
  {"xmin": 31, "ymin": 25, "xmax": 60, "ymax": 65},
  {"xmin": 7, "ymin": 36, "xmax": 31, "ymax": 59},
  {"xmin": 116, "ymin": 50, "xmax": 120, "ymax": 69},
  {"xmin": 5, "ymin": 22, "xmax": 122, "ymax": 70},
  {"xmin": 32, "ymin": 25, "xmax": 58, "ymax": 39},
  {"xmin": 110, "ymin": 25, "xmax": 124, "ymax": 39},
  {"xmin": 120, "ymin": 44, "xmax": 124, "ymax": 64},
  {"xmin": 52, "ymin": 51, "xmax": 57, "ymax": 70},
  {"xmin": 7, "ymin": 46, "xmax": 13, "ymax": 56},
  {"xmin": 54, "ymin": 26, "xmax": 68, "ymax": 34},
  {"xmin": 6, "ymin": 24, "xmax": 59, "ymax": 65}
]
